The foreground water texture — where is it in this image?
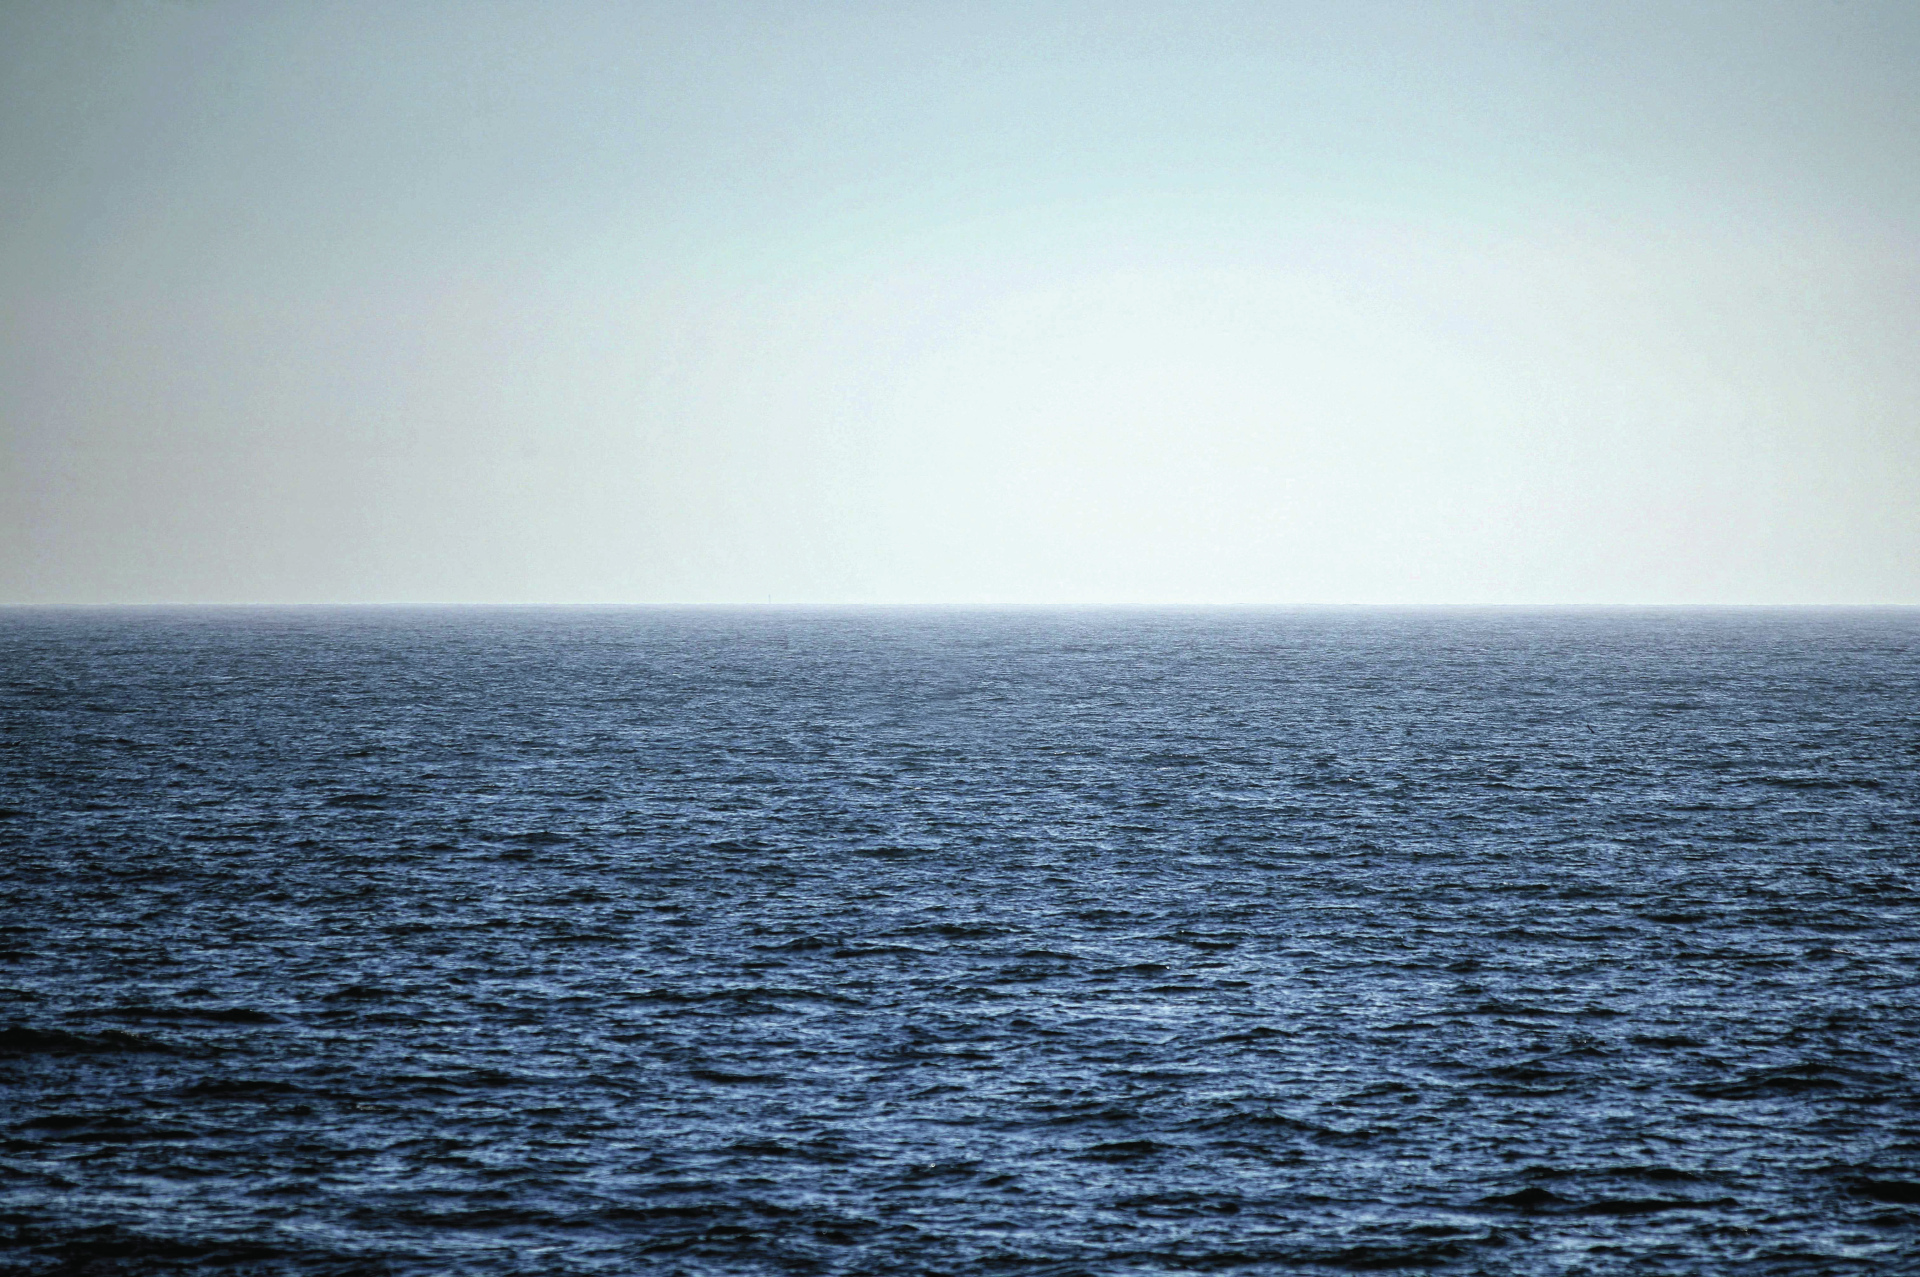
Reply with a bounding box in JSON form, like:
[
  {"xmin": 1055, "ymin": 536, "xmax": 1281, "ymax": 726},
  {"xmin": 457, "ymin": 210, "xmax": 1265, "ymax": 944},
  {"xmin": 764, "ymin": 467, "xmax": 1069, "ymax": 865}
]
[{"xmin": 3, "ymin": 609, "xmax": 1919, "ymax": 1275}]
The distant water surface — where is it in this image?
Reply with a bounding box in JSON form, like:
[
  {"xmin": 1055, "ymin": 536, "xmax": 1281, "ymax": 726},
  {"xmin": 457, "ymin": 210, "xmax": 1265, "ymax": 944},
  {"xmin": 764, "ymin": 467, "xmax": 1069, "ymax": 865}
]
[{"xmin": 2, "ymin": 607, "xmax": 1918, "ymax": 1275}]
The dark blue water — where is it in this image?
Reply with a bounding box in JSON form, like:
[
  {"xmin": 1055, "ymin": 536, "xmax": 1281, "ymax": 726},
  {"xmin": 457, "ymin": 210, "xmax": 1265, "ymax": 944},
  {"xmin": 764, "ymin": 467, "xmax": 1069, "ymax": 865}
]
[{"xmin": 3, "ymin": 607, "xmax": 1919, "ymax": 1275}]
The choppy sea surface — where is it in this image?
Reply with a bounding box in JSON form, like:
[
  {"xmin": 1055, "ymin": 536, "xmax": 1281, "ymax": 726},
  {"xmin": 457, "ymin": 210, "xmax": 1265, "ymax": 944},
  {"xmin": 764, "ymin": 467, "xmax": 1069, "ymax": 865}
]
[{"xmin": 3, "ymin": 607, "xmax": 1919, "ymax": 1276}]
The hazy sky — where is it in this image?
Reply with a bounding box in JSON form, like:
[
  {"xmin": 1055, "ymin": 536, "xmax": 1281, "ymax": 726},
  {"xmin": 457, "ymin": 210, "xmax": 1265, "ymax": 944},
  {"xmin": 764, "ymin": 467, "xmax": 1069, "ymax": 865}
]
[{"xmin": 3, "ymin": 0, "xmax": 1916, "ymax": 603}]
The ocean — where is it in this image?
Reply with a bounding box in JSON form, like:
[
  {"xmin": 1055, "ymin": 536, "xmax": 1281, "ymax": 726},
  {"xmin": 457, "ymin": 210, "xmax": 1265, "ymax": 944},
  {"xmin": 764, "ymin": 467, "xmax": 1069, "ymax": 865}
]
[{"xmin": 2, "ymin": 606, "xmax": 1917, "ymax": 1275}]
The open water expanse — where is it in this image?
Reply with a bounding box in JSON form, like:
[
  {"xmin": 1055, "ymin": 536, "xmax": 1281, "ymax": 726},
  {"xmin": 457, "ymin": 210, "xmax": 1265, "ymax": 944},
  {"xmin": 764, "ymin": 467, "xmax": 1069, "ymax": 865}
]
[{"xmin": 2, "ymin": 606, "xmax": 1919, "ymax": 1276}]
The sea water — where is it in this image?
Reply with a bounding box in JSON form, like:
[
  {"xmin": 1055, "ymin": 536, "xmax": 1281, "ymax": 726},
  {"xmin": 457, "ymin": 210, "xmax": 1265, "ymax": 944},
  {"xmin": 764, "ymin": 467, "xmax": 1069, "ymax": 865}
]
[{"xmin": 2, "ymin": 607, "xmax": 1917, "ymax": 1274}]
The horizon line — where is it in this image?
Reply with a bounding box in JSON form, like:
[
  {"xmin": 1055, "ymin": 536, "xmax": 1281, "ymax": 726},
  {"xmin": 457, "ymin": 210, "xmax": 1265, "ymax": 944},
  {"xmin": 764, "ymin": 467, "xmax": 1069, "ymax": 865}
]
[{"xmin": 5, "ymin": 600, "xmax": 1918, "ymax": 611}]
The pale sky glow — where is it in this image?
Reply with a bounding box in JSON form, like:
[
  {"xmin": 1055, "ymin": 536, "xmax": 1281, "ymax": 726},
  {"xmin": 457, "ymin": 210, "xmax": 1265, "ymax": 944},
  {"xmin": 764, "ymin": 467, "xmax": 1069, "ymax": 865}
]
[{"xmin": 3, "ymin": 1, "xmax": 1917, "ymax": 603}]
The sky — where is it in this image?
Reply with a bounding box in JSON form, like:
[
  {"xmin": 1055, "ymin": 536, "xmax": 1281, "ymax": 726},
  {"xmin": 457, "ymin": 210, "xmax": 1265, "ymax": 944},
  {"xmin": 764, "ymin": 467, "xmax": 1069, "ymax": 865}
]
[{"xmin": 2, "ymin": 0, "xmax": 1917, "ymax": 605}]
